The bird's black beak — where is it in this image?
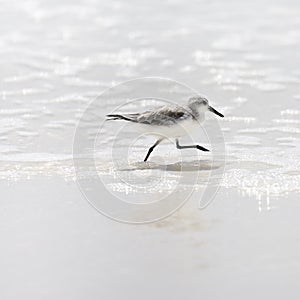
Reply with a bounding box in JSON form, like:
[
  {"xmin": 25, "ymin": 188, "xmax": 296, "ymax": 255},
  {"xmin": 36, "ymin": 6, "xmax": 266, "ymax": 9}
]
[{"xmin": 209, "ymin": 106, "xmax": 224, "ymax": 118}]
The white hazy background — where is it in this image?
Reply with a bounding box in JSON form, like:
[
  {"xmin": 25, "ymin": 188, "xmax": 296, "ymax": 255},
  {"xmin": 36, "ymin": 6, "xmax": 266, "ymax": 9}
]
[{"xmin": 0, "ymin": 0, "xmax": 300, "ymax": 299}]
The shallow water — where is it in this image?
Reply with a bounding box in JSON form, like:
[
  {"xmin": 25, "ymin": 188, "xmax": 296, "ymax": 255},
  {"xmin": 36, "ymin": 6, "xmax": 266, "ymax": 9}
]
[{"xmin": 0, "ymin": 0, "xmax": 300, "ymax": 298}]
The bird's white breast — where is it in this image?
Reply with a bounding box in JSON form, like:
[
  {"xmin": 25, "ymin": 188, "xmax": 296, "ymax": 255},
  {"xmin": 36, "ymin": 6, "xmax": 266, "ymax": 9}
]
[{"xmin": 136, "ymin": 118, "xmax": 202, "ymax": 138}]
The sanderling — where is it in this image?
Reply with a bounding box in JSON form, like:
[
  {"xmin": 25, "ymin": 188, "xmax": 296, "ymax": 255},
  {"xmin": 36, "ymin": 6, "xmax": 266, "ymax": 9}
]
[{"xmin": 106, "ymin": 96, "xmax": 224, "ymax": 162}]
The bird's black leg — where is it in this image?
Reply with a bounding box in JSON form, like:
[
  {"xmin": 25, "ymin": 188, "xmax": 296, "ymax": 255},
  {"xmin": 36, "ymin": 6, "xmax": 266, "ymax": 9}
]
[
  {"xmin": 176, "ymin": 139, "xmax": 209, "ymax": 152},
  {"xmin": 144, "ymin": 139, "xmax": 163, "ymax": 162}
]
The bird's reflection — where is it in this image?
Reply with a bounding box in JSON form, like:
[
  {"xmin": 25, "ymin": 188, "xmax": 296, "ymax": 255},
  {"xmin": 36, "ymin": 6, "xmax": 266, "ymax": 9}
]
[{"xmin": 119, "ymin": 160, "xmax": 223, "ymax": 172}]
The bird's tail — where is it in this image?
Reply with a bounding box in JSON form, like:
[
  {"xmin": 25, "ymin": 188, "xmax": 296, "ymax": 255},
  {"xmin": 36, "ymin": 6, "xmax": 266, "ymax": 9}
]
[{"xmin": 106, "ymin": 114, "xmax": 138, "ymax": 122}]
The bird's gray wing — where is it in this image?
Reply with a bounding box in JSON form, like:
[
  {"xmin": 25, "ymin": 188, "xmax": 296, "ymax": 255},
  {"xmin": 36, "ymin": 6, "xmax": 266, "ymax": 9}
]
[{"xmin": 137, "ymin": 105, "xmax": 190, "ymax": 126}]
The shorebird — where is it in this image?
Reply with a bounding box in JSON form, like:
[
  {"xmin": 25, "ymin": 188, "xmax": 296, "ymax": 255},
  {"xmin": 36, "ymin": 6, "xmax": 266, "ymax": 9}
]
[{"xmin": 106, "ymin": 96, "xmax": 224, "ymax": 162}]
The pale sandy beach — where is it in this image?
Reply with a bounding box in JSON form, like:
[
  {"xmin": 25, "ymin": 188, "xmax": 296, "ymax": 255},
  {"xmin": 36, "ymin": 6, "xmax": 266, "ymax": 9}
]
[{"xmin": 0, "ymin": 0, "xmax": 300, "ymax": 299}]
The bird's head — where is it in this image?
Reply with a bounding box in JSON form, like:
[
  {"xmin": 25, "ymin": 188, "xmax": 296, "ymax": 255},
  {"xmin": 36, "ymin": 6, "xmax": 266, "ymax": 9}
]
[{"xmin": 188, "ymin": 96, "xmax": 224, "ymax": 117}]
